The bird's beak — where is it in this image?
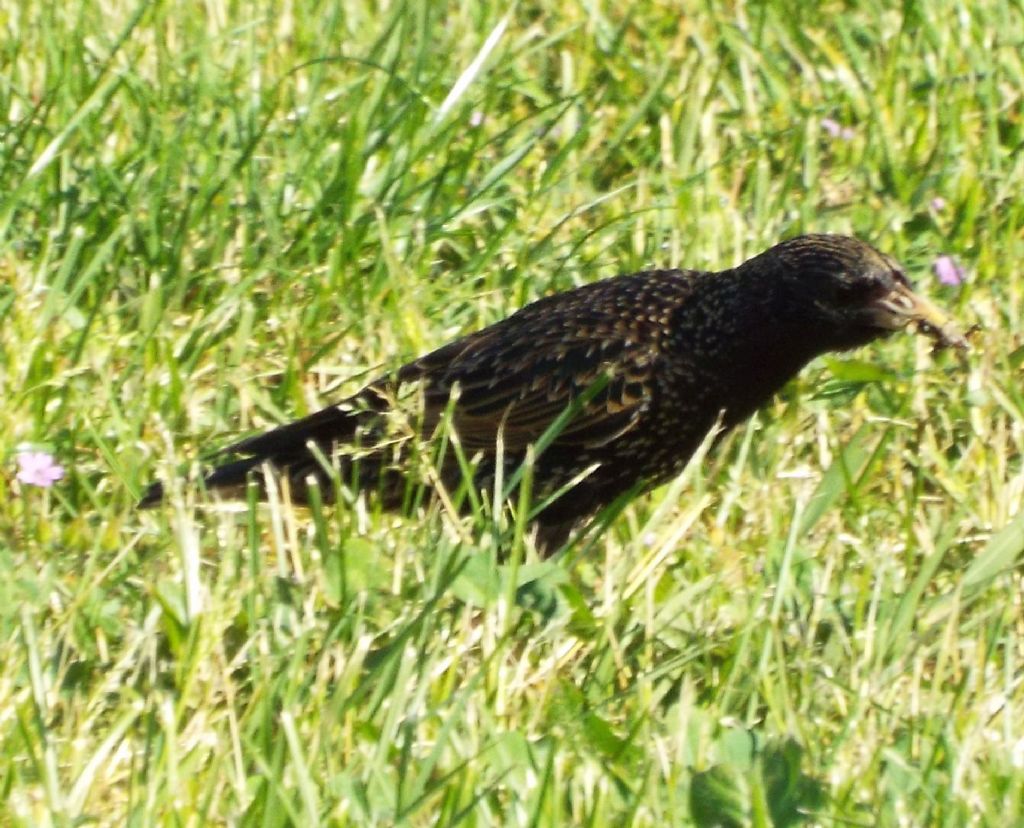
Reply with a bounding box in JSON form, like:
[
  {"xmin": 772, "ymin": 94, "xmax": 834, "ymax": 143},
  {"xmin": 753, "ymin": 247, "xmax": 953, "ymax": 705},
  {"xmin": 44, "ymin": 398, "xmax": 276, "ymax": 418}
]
[{"xmin": 864, "ymin": 282, "xmax": 969, "ymax": 351}]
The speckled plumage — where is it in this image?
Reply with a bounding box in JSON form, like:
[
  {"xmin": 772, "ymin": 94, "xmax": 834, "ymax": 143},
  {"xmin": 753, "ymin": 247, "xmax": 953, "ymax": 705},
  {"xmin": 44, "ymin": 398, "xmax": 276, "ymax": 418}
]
[{"xmin": 141, "ymin": 234, "xmax": 966, "ymax": 550}]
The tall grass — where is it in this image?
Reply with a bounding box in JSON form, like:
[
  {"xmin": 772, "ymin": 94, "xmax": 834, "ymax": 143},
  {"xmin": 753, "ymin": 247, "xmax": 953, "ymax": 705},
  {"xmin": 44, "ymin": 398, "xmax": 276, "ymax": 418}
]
[{"xmin": 2, "ymin": 0, "xmax": 1022, "ymax": 824}]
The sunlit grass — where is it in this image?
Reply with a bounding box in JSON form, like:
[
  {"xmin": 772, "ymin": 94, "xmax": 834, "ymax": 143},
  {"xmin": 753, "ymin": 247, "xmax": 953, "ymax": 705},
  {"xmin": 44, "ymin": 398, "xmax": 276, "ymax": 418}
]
[{"xmin": 2, "ymin": 0, "xmax": 1023, "ymax": 824}]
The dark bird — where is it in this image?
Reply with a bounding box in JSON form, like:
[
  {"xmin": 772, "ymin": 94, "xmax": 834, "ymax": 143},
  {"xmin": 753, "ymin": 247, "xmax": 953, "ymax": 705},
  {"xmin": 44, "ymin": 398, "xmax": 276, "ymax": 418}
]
[{"xmin": 141, "ymin": 234, "xmax": 967, "ymax": 550}]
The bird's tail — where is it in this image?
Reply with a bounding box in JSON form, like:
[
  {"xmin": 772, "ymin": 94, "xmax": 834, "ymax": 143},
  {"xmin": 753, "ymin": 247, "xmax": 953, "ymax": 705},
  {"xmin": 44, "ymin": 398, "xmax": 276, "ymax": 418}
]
[
  {"xmin": 138, "ymin": 455, "xmax": 265, "ymax": 507},
  {"xmin": 139, "ymin": 399, "xmax": 378, "ymax": 508}
]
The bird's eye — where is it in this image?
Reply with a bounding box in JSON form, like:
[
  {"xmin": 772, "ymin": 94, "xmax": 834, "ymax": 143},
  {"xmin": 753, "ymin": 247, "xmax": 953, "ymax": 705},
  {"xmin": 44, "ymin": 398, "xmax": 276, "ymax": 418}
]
[
  {"xmin": 837, "ymin": 274, "xmax": 883, "ymax": 304},
  {"xmin": 891, "ymin": 269, "xmax": 913, "ymax": 289}
]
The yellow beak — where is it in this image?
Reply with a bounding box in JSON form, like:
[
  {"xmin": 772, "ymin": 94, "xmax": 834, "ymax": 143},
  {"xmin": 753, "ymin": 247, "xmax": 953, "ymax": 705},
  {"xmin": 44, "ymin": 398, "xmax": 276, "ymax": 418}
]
[{"xmin": 867, "ymin": 282, "xmax": 969, "ymax": 351}]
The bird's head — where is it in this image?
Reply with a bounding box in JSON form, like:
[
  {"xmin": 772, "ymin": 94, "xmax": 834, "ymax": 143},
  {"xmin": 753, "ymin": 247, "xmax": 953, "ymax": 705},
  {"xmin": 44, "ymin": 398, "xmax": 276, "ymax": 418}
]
[{"xmin": 751, "ymin": 234, "xmax": 969, "ymax": 353}]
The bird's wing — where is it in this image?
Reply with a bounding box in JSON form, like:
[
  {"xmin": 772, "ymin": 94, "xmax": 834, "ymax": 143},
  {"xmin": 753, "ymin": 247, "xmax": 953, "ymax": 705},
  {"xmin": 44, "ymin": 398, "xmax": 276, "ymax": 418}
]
[{"xmin": 400, "ymin": 289, "xmax": 678, "ymax": 454}]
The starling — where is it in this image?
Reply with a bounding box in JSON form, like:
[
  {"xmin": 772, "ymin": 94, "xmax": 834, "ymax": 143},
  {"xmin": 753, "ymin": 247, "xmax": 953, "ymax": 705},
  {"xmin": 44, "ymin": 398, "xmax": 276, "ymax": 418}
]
[{"xmin": 141, "ymin": 234, "xmax": 967, "ymax": 549}]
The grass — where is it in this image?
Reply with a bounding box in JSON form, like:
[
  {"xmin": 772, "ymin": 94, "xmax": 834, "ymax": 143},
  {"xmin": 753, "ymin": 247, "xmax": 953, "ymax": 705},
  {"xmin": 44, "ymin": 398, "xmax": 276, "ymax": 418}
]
[{"xmin": 2, "ymin": 0, "xmax": 1023, "ymax": 824}]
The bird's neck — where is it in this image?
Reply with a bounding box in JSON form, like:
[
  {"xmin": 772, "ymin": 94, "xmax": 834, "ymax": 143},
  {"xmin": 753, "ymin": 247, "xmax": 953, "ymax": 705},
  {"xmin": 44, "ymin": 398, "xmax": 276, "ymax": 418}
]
[{"xmin": 681, "ymin": 266, "xmax": 827, "ymax": 425}]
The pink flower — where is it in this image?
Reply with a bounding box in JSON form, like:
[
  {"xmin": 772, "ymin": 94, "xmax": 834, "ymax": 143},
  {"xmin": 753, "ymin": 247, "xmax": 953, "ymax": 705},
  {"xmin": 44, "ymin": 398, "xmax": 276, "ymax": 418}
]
[
  {"xmin": 821, "ymin": 118, "xmax": 855, "ymax": 141},
  {"xmin": 16, "ymin": 451, "xmax": 65, "ymax": 488},
  {"xmin": 933, "ymin": 255, "xmax": 965, "ymax": 286},
  {"xmin": 929, "ymin": 197, "xmax": 947, "ymax": 211}
]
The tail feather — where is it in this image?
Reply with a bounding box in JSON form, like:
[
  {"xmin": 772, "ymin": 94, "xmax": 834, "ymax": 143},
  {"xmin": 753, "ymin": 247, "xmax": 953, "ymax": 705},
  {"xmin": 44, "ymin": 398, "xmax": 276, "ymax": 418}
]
[
  {"xmin": 226, "ymin": 404, "xmax": 362, "ymax": 457},
  {"xmin": 138, "ymin": 455, "xmax": 266, "ymax": 508},
  {"xmin": 202, "ymin": 454, "xmax": 268, "ymax": 491},
  {"xmin": 138, "ymin": 480, "xmax": 167, "ymax": 508},
  {"xmin": 139, "ymin": 399, "xmax": 375, "ymax": 508}
]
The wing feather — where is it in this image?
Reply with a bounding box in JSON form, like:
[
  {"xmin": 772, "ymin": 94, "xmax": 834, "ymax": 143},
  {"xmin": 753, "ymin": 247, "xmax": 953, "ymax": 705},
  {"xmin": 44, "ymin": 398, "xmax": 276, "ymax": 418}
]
[
  {"xmin": 347, "ymin": 270, "xmax": 696, "ymax": 457},
  {"xmin": 416, "ymin": 309, "xmax": 673, "ymax": 454}
]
